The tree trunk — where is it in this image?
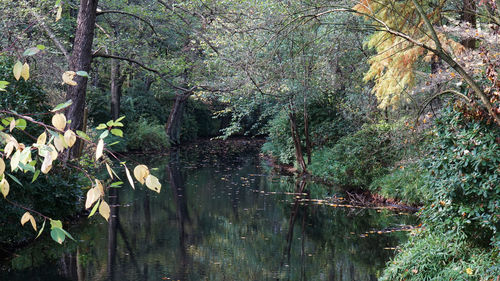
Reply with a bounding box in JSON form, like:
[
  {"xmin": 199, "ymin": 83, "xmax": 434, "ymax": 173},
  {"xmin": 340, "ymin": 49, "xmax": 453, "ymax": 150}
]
[
  {"xmin": 461, "ymin": 0, "xmax": 476, "ymax": 49},
  {"xmin": 166, "ymin": 93, "xmax": 191, "ymax": 145},
  {"xmin": 288, "ymin": 106, "xmax": 307, "ymax": 173},
  {"xmin": 110, "ymin": 57, "xmax": 123, "ymax": 120},
  {"xmin": 65, "ymin": 0, "xmax": 99, "ymax": 159}
]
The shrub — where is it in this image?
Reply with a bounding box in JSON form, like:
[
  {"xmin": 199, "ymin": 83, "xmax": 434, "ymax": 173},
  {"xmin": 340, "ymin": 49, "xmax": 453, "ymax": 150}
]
[
  {"xmin": 126, "ymin": 118, "xmax": 170, "ymax": 151},
  {"xmin": 369, "ymin": 163, "xmax": 429, "ymax": 205},
  {"xmin": 309, "ymin": 122, "xmax": 400, "ymax": 189}
]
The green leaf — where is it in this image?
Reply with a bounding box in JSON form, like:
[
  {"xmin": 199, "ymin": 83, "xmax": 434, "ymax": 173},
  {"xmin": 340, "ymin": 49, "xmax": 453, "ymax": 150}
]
[
  {"xmin": 99, "ymin": 130, "xmax": 109, "ymax": 139},
  {"xmin": 108, "ymin": 141, "xmax": 120, "ymax": 146},
  {"xmin": 51, "ymin": 100, "xmax": 73, "ymax": 112},
  {"xmin": 0, "ymin": 81, "xmax": 9, "ymax": 91},
  {"xmin": 60, "ymin": 228, "xmax": 75, "ymax": 241},
  {"xmin": 110, "ymin": 181, "xmax": 123, "ymax": 187},
  {"xmin": 115, "ymin": 116, "xmax": 125, "ymax": 122},
  {"xmin": 7, "ymin": 173, "xmax": 23, "ymax": 186},
  {"xmin": 106, "ymin": 120, "xmax": 114, "ymax": 127},
  {"xmin": 18, "ymin": 162, "xmax": 35, "ymax": 173},
  {"xmin": 23, "ymin": 47, "xmax": 40, "ymax": 56},
  {"xmin": 36, "ymin": 220, "xmax": 46, "ymax": 239},
  {"xmin": 110, "ymin": 129, "xmax": 123, "ymax": 137},
  {"xmin": 76, "ymin": 130, "xmax": 90, "ymax": 141},
  {"xmin": 50, "ymin": 228, "xmax": 65, "ymax": 244},
  {"xmin": 96, "ymin": 123, "xmax": 107, "ymax": 130},
  {"xmin": 54, "ymin": 0, "xmax": 62, "ymax": 7},
  {"xmin": 16, "ymin": 119, "xmax": 27, "ymax": 130},
  {"xmin": 36, "ymin": 45, "xmax": 45, "ymax": 50},
  {"xmin": 50, "ymin": 219, "xmax": 63, "ymax": 229},
  {"xmin": 76, "ymin": 71, "xmax": 89, "ymax": 78},
  {"xmin": 32, "ymin": 169, "xmax": 40, "ymax": 183},
  {"xmin": 88, "ymin": 199, "xmax": 100, "ymax": 217}
]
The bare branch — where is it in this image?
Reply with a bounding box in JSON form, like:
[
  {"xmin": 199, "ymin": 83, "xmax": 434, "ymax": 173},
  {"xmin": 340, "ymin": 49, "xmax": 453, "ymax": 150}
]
[{"xmin": 32, "ymin": 12, "xmax": 70, "ymax": 63}]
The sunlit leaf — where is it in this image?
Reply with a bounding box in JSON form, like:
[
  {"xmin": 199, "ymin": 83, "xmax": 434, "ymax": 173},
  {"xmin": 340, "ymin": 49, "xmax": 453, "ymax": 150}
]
[
  {"xmin": 99, "ymin": 200, "xmax": 110, "ymax": 221},
  {"xmin": 95, "ymin": 139, "xmax": 104, "ymax": 160},
  {"xmin": 37, "ymin": 132, "xmax": 47, "ymax": 145},
  {"xmin": 145, "ymin": 174, "xmax": 161, "ymax": 193},
  {"xmin": 133, "ymin": 165, "xmax": 149, "ymax": 185},
  {"xmin": 21, "ymin": 63, "xmax": 29, "ymax": 81},
  {"xmin": 110, "ymin": 128, "xmax": 123, "ymax": 137},
  {"xmin": 4, "ymin": 142, "xmax": 14, "ymax": 158},
  {"xmin": 20, "ymin": 212, "xmax": 37, "ymax": 231},
  {"xmin": 88, "ymin": 199, "xmax": 100, "ymax": 217},
  {"xmin": 41, "ymin": 154, "xmax": 53, "ymax": 174},
  {"xmin": 50, "ymin": 219, "xmax": 62, "ymax": 229},
  {"xmin": 9, "ymin": 119, "xmax": 15, "ymax": 132},
  {"xmin": 13, "ymin": 61, "xmax": 22, "ymax": 80},
  {"xmin": 53, "ymin": 134, "xmax": 66, "ymax": 152},
  {"xmin": 16, "ymin": 119, "xmax": 27, "ymax": 130},
  {"xmin": 124, "ymin": 165, "xmax": 134, "ymax": 189},
  {"xmin": 76, "ymin": 130, "xmax": 90, "ymax": 141},
  {"xmin": 51, "ymin": 100, "xmax": 72, "ymax": 112},
  {"xmin": 99, "ymin": 130, "xmax": 109, "ymax": 139},
  {"xmin": 10, "ymin": 150, "xmax": 20, "ymax": 172},
  {"xmin": 32, "ymin": 169, "xmax": 40, "ymax": 183},
  {"xmin": 85, "ymin": 187, "xmax": 100, "ymax": 209},
  {"xmin": 110, "ymin": 181, "xmax": 123, "ymax": 187},
  {"xmin": 62, "ymin": 71, "xmax": 77, "ymax": 86},
  {"xmin": 0, "ymin": 177, "xmax": 10, "ymax": 198},
  {"xmin": 96, "ymin": 123, "xmax": 107, "ymax": 130},
  {"xmin": 36, "ymin": 45, "xmax": 45, "ymax": 50},
  {"xmin": 23, "ymin": 47, "xmax": 40, "ymax": 56},
  {"xmin": 64, "ymin": 130, "xmax": 76, "ymax": 147},
  {"xmin": 55, "ymin": 5, "xmax": 62, "ymax": 21},
  {"xmin": 95, "ymin": 179, "xmax": 104, "ymax": 196},
  {"xmin": 0, "ymin": 81, "xmax": 9, "ymax": 91},
  {"xmin": 52, "ymin": 113, "xmax": 66, "ymax": 131},
  {"xmin": 36, "ymin": 219, "xmax": 45, "ymax": 239},
  {"xmin": 106, "ymin": 163, "xmax": 114, "ymax": 179},
  {"xmin": 0, "ymin": 158, "xmax": 4, "ymax": 175}
]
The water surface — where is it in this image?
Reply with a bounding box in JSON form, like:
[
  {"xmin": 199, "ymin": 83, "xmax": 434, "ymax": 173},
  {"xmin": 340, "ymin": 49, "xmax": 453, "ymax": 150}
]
[{"xmin": 1, "ymin": 142, "xmax": 415, "ymax": 281}]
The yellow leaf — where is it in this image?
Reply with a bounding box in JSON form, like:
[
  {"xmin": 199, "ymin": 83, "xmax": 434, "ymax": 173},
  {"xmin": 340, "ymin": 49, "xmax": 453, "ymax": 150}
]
[
  {"xmin": 95, "ymin": 139, "xmax": 104, "ymax": 160},
  {"xmin": 64, "ymin": 130, "xmax": 76, "ymax": 147},
  {"xmin": 9, "ymin": 119, "xmax": 15, "ymax": 132},
  {"xmin": 62, "ymin": 71, "xmax": 77, "ymax": 86},
  {"xmin": 145, "ymin": 175, "xmax": 161, "ymax": 193},
  {"xmin": 29, "ymin": 215, "xmax": 37, "ymax": 231},
  {"xmin": 0, "ymin": 177, "xmax": 9, "ymax": 198},
  {"xmin": 85, "ymin": 187, "xmax": 100, "ymax": 209},
  {"xmin": 55, "ymin": 6, "xmax": 62, "ymax": 22},
  {"xmin": 41, "ymin": 154, "xmax": 53, "ymax": 174},
  {"xmin": 20, "ymin": 212, "xmax": 36, "ymax": 231},
  {"xmin": 124, "ymin": 165, "xmax": 134, "ymax": 189},
  {"xmin": 0, "ymin": 158, "xmax": 4, "ymax": 175},
  {"xmin": 13, "ymin": 61, "xmax": 22, "ymax": 80},
  {"xmin": 99, "ymin": 200, "xmax": 110, "ymax": 221},
  {"xmin": 133, "ymin": 165, "xmax": 149, "ymax": 185},
  {"xmin": 4, "ymin": 142, "xmax": 14, "ymax": 158},
  {"xmin": 48, "ymin": 144, "xmax": 58, "ymax": 160},
  {"xmin": 21, "ymin": 63, "xmax": 29, "ymax": 81},
  {"xmin": 10, "ymin": 150, "xmax": 20, "ymax": 172},
  {"xmin": 21, "ymin": 212, "xmax": 31, "ymax": 226},
  {"xmin": 53, "ymin": 134, "xmax": 66, "ymax": 152},
  {"xmin": 52, "ymin": 113, "xmax": 66, "ymax": 131},
  {"xmin": 37, "ymin": 132, "xmax": 47, "ymax": 145},
  {"xmin": 105, "ymin": 163, "xmax": 114, "ymax": 179},
  {"xmin": 95, "ymin": 179, "xmax": 104, "ymax": 196},
  {"xmin": 466, "ymin": 268, "xmax": 473, "ymax": 275}
]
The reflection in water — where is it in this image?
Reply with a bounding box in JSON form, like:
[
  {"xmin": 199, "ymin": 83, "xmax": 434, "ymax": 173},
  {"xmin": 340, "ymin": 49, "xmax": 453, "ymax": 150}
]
[{"xmin": 1, "ymin": 144, "xmax": 416, "ymax": 281}]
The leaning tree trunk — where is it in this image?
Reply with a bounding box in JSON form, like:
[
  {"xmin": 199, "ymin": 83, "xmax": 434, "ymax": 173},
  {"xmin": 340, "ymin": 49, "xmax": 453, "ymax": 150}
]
[
  {"xmin": 166, "ymin": 93, "xmax": 191, "ymax": 145},
  {"xmin": 288, "ymin": 104, "xmax": 307, "ymax": 173},
  {"xmin": 65, "ymin": 0, "xmax": 99, "ymax": 159}
]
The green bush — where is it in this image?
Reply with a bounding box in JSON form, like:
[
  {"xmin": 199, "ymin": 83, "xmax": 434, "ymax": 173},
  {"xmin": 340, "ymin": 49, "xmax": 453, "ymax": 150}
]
[
  {"xmin": 126, "ymin": 118, "xmax": 170, "ymax": 151},
  {"xmin": 369, "ymin": 163, "xmax": 429, "ymax": 205},
  {"xmin": 381, "ymin": 229, "xmax": 499, "ymax": 280},
  {"xmin": 382, "ymin": 106, "xmax": 500, "ymax": 279},
  {"xmin": 309, "ymin": 122, "xmax": 400, "ymax": 189}
]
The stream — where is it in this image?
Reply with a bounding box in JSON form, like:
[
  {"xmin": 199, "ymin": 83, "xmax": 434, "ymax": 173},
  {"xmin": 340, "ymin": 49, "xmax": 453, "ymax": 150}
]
[{"xmin": 0, "ymin": 141, "xmax": 416, "ymax": 281}]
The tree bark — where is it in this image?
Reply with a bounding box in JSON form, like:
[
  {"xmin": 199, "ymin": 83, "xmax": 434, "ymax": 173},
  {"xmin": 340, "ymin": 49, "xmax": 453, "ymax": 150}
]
[
  {"xmin": 461, "ymin": 0, "xmax": 476, "ymax": 49},
  {"xmin": 165, "ymin": 93, "xmax": 191, "ymax": 145},
  {"xmin": 110, "ymin": 57, "xmax": 123, "ymax": 120},
  {"xmin": 65, "ymin": 0, "xmax": 99, "ymax": 159},
  {"xmin": 288, "ymin": 104, "xmax": 307, "ymax": 173}
]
